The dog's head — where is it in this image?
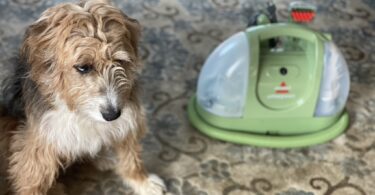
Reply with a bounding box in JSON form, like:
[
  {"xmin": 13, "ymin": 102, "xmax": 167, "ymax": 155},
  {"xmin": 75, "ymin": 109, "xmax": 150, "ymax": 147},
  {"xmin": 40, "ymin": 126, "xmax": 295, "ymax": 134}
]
[{"xmin": 21, "ymin": 0, "xmax": 141, "ymax": 122}]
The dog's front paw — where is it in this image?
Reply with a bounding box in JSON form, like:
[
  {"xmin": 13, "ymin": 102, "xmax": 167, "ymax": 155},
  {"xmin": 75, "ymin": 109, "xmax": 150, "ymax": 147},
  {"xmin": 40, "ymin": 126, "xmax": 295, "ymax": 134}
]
[{"xmin": 138, "ymin": 174, "xmax": 166, "ymax": 195}]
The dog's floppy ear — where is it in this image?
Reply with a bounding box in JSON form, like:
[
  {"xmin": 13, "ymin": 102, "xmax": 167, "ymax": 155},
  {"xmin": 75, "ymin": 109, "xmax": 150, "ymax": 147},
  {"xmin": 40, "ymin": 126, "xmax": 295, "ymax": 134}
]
[
  {"xmin": 20, "ymin": 19, "xmax": 50, "ymax": 70},
  {"xmin": 20, "ymin": 8, "xmax": 70, "ymax": 84},
  {"xmin": 124, "ymin": 17, "xmax": 141, "ymax": 58}
]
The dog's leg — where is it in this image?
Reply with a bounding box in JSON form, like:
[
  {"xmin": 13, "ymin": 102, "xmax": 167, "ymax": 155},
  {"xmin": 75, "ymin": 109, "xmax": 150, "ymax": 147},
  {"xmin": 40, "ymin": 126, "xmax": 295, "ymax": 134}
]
[
  {"xmin": 8, "ymin": 131, "xmax": 60, "ymax": 195},
  {"xmin": 0, "ymin": 115, "xmax": 18, "ymax": 194},
  {"xmin": 114, "ymin": 134, "xmax": 166, "ymax": 195},
  {"xmin": 48, "ymin": 182, "xmax": 68, "ymax": 195}
]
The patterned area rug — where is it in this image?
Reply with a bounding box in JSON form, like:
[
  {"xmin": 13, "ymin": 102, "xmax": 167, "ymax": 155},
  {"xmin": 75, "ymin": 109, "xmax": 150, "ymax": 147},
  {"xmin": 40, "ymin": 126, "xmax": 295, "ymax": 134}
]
[{"xmin": 0, "ymin": 0, "xmax": 375, "ymax": 194}]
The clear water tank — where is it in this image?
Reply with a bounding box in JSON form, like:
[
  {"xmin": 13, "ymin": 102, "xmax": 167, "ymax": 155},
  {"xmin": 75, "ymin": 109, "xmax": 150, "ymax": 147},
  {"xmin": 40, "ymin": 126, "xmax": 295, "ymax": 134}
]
[
  {"xmin": 197, "ymin": 32, "xmax": 250, "ymax": 117},
  {"xmin": 315, "ymin": 42, "xmax": 350, "ymax": 116}
]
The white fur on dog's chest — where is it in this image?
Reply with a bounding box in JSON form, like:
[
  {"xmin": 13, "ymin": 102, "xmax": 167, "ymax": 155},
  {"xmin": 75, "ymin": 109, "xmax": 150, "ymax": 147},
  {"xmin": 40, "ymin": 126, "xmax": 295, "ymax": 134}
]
[{"xmin": 39, "ymin": 106, "xmax": 135, "ymax": 157}]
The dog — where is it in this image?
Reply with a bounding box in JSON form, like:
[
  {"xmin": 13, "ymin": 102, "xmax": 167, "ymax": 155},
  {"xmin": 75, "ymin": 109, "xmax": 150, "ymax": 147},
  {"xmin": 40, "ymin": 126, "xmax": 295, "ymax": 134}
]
[{"xmin": 0, "ymin": 0, "xmax": 166, "ymax": 194}]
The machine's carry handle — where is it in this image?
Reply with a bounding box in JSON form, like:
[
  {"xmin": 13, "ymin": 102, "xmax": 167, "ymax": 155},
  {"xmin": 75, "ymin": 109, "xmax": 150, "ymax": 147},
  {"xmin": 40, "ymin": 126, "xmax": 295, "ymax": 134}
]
[{"xmin": 247, "ymin": 23, "xmax": 324, "ymax": 43}]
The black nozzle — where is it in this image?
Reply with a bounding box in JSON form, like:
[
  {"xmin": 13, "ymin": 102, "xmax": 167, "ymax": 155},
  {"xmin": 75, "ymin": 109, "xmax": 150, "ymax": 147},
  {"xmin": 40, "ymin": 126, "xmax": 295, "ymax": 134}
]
[
  {"xmin": 266, "ymin": 2, "xmax": 277, "ymax": 23},
  {"xmin": 247, "ymin": 1, "xmax": 277, "ymax": 27}
]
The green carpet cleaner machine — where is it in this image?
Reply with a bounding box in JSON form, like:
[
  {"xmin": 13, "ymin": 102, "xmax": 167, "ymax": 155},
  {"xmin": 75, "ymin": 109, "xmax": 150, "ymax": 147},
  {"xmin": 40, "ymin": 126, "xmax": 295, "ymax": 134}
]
[{"xmin": 187, "ymin": 2, "xmax": 350, "ymax": 148}]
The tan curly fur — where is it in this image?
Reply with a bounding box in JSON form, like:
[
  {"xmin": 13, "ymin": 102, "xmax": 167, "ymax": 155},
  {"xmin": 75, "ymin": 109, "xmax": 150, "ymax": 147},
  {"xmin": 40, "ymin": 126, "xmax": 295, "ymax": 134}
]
[{"xmin": 1, "ymin": 0, "xmax": 166, "ymax": 194}]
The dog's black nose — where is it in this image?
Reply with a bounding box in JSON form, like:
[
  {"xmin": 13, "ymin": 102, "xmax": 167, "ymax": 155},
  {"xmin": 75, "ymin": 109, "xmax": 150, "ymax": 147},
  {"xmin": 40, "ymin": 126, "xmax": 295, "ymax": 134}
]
[{"xmin": 101, "ymin": 106, "xmax": 121, "ymax": 121}]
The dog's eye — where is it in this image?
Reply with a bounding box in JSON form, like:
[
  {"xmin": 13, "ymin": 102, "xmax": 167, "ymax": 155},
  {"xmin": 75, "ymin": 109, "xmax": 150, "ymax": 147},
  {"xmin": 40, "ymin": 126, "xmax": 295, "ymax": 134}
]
[
  {"xmin": 74, "ymin": 64, "xmax": 93, "ymax": 74},
  {"xmin": 114, "ymin": 60, "xmax": 125, "ymax": 65}
]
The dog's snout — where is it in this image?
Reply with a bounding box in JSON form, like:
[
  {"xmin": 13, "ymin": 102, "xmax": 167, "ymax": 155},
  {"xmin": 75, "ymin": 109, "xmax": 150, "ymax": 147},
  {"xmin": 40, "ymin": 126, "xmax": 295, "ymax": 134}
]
[{"xmin": 101, "ymin": 106, "xmax": 121, "ymax": 121}]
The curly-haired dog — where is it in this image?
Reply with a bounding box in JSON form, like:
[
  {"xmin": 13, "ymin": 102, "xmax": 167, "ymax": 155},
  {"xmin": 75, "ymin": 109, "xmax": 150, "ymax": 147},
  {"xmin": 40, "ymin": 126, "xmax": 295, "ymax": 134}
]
[{"xmin": 0, "ymin": 0, "xmax": 166, "ymax": 194}]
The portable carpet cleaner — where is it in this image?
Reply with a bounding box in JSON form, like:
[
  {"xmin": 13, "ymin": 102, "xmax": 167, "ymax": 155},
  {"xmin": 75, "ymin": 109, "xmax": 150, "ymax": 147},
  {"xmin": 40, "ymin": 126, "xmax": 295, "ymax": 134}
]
[{"xmin": 187, "ymin": 2, "xmax": 350, "ymax": 148}]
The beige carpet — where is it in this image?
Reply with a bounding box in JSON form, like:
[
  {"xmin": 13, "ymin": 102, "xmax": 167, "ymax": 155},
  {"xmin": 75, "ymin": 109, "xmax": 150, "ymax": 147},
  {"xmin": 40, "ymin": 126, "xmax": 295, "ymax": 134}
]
[{"xmin": 0, "ymin": 0, "xmax": 374, "ymax": 194}]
